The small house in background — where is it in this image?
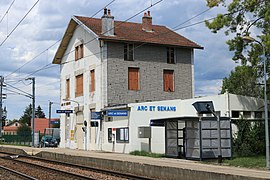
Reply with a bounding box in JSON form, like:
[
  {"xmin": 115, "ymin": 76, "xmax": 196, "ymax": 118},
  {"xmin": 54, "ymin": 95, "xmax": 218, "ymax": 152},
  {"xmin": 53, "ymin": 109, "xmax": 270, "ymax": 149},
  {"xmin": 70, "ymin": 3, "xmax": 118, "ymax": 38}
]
[
  {"xmin": 3, "ymin": 120, "xmax": 21, "ymax": 135},
  {"xmin": 34, "ymin": 118, "xmax": 60, "ymax": 134}
]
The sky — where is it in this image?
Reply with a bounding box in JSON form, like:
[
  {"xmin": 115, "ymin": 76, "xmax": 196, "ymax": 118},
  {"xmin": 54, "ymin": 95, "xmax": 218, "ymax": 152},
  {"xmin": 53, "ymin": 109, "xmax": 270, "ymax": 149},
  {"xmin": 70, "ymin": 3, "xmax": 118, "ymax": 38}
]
[{"xmin": 0, "ymin": 0, "xmax": 238, "ymax": 120}]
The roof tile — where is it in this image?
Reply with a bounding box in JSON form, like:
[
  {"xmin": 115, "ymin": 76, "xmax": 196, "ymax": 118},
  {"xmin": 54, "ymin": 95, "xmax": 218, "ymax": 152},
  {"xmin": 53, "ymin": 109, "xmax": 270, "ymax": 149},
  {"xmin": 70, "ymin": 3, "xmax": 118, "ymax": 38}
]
[{"xmin": 75, "ymin": 16, "xmax": 203, "ymax": 49}]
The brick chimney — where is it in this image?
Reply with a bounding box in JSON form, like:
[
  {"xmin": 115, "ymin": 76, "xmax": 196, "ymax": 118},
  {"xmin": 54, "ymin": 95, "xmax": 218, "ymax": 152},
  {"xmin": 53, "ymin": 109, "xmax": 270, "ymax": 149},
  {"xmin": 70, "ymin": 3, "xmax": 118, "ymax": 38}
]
[
  {"xmin": 102, "ymin": 8, "xmax": 114, "ymax": 36},
  {"xmin": 142, "ymin": 11, "xmax": 152, "ymax": 32}
]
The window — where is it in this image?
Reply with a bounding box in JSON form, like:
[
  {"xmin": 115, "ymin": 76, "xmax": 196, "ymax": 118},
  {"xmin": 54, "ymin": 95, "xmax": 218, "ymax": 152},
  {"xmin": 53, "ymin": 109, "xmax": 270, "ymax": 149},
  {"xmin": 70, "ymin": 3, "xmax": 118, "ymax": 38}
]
[
  {"xmin": 163, "ymin": 70, "xmax": 174, "ymax": 92},
  {"xmin": 167, "ymin": 47, "xmax": 175, "ymax": 64},
  {"xmin": 66, "ymin": 79, "xmax": 70, "ymax": 99},
  {"xmin": 90, "ymin": 70, "xmax": 95, "ymax": 92},
  {"xmin": 75, "ymin": 44, "xmax": 84, "ymax": 61},
  {"xmin": 128, "ymin": 67, "xmax": 140, "ymax": 90},
  {"xmin": 116, "ymin": 127, "xmax": 129, "ymax": 143},
  {"xmin": 231, "ymin": 111, "xmax": 239, "ymax": 118},
  {"xmin": 124, "ymin": 44, "xmax": 134, "ymax": 61},
  {"xmin": 108, "ymin": 128, "xmax": 112, "ymax": 143},
  {"xmin": 243, "ymin": 111, "xmax": 251, "ymax": 119},
  {"xmin": 75, "ymin": 74, "xmax": 83, "ymax": 97}
]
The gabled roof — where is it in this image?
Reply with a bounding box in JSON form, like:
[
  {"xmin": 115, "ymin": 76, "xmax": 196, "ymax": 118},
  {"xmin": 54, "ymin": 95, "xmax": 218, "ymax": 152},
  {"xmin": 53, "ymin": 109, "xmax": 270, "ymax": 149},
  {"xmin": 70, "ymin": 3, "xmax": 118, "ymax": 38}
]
[{"xmin": 53, "ymin": 15, "xmax": 203, "ymax": 64}]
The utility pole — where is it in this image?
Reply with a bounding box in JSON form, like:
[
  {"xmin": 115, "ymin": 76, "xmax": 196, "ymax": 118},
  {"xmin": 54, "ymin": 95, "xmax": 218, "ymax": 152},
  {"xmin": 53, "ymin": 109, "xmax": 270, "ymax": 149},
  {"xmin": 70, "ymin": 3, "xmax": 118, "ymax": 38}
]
[
  {"xmin": 26, "ymin": 77, "xmax": 35, "ymax": 147},
  {"xmin": 32, "ymin": 77, "xmax": 35, "ymax": 147},
  {"xmin": 0, "ymin": 76, "xmax": 4, "ymax": 137},
  {"xmin": 49, "ymin": 101, "xmax": 53, "ymax": 128}
]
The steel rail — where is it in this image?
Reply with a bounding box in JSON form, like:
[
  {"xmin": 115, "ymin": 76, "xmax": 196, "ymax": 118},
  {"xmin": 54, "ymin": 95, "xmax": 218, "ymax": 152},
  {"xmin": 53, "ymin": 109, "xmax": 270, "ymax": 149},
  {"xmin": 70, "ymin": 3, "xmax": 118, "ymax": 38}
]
[
  {"xmin": 12, "ymin": 158, "xmax": 95, "ymax": 180},
  {"xmin": 0, "ymin": 151, "xmax": 154, "ymax": 180},
  {"xmin": 0, "ymin": 164, "xmax": 38, "ymax": 180},
  {"xmin": 22, "ymin": 155, "xmax": 154, "ymax": 180}
]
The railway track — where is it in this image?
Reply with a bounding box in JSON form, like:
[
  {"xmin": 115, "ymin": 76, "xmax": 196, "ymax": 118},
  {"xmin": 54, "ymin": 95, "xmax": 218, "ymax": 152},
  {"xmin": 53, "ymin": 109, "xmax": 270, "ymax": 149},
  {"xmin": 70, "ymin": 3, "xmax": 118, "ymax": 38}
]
[
  {"xmin": 0, "ymin": 165, "xmax": 37, "ymax": 180},
  {"xmin": 0, "ymin": 151, "xmax": 155, "ymax": 180}
]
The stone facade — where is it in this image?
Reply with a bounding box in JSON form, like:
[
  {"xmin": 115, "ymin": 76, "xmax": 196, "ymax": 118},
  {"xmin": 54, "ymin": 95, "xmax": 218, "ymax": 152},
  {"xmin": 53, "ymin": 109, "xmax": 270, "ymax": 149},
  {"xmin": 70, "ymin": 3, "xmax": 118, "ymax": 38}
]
[{"xmin": 106, "ymin": 42, "xmax": 193, "ymax": 106}]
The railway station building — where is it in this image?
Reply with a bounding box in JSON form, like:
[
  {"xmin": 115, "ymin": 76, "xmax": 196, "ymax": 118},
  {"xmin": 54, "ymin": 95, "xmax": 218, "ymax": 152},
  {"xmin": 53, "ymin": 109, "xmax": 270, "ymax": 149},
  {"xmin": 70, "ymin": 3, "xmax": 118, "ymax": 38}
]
[
  {"xmin": 52, "ymin": 9, "xmax": 265, "ymax": 158},
  {"xmin": 52, "ymin": 9, "xmax": 202, "ymax": 152}
]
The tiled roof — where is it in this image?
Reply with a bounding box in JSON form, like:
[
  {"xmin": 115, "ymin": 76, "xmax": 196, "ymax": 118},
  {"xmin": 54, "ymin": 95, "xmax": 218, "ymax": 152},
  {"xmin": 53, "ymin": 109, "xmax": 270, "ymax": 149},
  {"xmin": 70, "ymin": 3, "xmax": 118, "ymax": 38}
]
[
  {"xmin": 34, "ymin": 118, "xmax": 59, "ymax": 133},
  {"xmin": 75, "ymin": 16, "xmax": 203, "ymax": 49},
  {"xmin": 3, "ymin": 126, "xmax": 19, "ymax": 131}
]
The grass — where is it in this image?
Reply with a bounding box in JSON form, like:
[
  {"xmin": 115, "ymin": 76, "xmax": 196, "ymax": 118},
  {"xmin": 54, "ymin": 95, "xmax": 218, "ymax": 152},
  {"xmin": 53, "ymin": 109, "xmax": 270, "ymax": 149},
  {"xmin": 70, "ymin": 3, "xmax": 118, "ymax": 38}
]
[
  {"xmin": 222, "ymin": 156, "xmax": 266, "ymax": 169},
  {"xmin": 131, "ymin": 150, "xmax": 267, "ymax": 169},
  {"xmin": 130, "ymin": 150, "xmax": 165, "ymax": 158}
]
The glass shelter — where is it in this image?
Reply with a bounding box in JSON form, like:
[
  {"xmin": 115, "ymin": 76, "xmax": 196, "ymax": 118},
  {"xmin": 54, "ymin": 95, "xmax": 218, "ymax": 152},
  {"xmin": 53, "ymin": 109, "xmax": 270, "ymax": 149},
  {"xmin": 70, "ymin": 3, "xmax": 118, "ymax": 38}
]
[{"xmin": 152, "ymin": 117, "xmax": 232, "ymax": 160}]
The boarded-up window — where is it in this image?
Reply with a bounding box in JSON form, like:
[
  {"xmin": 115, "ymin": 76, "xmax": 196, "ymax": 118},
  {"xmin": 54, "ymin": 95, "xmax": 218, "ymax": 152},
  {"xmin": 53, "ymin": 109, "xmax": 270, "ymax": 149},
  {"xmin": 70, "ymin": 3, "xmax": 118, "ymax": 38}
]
[
  {"xmin": 90, "ymin": 70, "xmax": 95, "ymax": 92},
  {"xmin": 167, "ymin": 47, "xmax": 175, "ymax": 64},
  {"xmin": 124, "ymin": 44, "xmax": 134, "ymax": 61},
  {"xmin": 75, "ymin": 74, "xmax": 83, "ymax": 97},
  {"xmin": 163, "ymin": 70, "xmax": 174, "ymax": 92},
  {"xmin": 128, "ymin": 67, "xmax": 139, "ymax": 90},
  {"xmin": 75, "ymin": 44, "xmax": 84, "ymax": 61},
  {"xmin": 66, "ymin": 79, "xmax": 70, "ymax": 99}
]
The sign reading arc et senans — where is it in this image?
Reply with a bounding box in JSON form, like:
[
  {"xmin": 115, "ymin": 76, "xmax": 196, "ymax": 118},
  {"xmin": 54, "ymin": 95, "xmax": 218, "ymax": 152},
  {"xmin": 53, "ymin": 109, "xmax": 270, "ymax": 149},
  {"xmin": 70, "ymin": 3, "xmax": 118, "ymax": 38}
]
[{"xmin": 136, "ymin": 105, "xmax": 177, "ymax": 112}]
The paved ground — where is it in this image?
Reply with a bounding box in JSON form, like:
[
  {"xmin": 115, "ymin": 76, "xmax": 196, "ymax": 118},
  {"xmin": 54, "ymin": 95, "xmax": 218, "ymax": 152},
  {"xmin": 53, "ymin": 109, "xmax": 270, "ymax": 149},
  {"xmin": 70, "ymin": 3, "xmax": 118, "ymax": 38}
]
[{"xmin": 1, "ymin": 145, "xmax": 270, "ymax": 179}]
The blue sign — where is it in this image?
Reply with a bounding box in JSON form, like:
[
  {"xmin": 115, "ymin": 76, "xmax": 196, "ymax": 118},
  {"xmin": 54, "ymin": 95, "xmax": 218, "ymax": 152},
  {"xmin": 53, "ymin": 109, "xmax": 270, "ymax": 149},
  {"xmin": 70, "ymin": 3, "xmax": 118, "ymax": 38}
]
[
  {"xmin": 56, "ymin": 110, "xmax": 73, "ymax": 114},
  {"xmin": 91, "ymin": 112, "xmax": 101, "ymax": 120},
  {"xmin": 107, "ymin": 110, "xmax": 128, "ymax": 116},
  {"xmin": 50, "ymin": 121, "xmax": 59, "ymax": 124}
]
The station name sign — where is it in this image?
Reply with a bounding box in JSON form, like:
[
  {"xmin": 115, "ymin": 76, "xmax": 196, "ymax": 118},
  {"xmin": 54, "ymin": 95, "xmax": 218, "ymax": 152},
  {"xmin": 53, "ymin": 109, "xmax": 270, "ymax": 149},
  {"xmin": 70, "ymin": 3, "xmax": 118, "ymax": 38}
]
[
  {"xmin": 136, "ymin": 105, "xmax": 176, "ymax": 112},
  {"xmin": 91, "ymin": 112, "xmax": 101, "ymax": 120},
  {"xmin": 56, "ymin": 110, "xmax": 73, "ymax": 114},
  {"xmin": 107, "ymin": 110, "xmax": 128, "ymax": 116}
]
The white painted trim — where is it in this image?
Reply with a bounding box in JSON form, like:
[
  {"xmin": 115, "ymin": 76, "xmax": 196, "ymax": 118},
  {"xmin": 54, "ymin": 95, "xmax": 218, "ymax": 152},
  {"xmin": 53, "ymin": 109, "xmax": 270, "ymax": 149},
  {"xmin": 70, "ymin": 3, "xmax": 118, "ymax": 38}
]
[{"xmin": 72, "ymin": 16, "xmax": 99, "ymax": 40}]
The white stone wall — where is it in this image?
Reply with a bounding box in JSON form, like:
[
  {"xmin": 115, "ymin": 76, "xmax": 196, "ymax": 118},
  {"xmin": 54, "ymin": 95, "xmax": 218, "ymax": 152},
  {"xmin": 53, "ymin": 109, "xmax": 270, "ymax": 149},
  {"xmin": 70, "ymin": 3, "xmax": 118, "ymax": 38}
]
[{"xmin": 59, "ymin": 18, "xmax": 104, "ymax": 150}]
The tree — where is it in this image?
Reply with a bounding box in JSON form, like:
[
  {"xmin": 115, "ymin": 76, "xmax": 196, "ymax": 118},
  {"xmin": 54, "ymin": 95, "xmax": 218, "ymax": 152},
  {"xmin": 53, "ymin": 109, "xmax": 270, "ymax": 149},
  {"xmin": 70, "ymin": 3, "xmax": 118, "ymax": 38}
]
[
  {"xmin": 17, "ymin": 123, "xmax": 32, "ymax": 144},
  {"xmin": 19, "ymin": 104, "xmax": 46, "ymax": 125},
  {"xmin": 35, "ymin": 105, "xmax": 46, "ymax": 118},
  {"xmin": 19, "ymin": 104, "xmax": 32, "ymax": 125},
  {"xmin": 205, "ymin": 0, "xmax": 269, "ymax": 71},
  {"xmin": 221, "ymin": 65, "xmax": 261, "ymax": 97}
]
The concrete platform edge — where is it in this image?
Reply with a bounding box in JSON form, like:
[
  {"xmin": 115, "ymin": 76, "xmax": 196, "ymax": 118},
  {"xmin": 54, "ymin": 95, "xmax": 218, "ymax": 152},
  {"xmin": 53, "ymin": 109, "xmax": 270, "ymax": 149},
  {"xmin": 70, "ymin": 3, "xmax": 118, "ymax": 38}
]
[{"xmin": 0, "ymin": 146, "xmax": 267, "ymax": 180}]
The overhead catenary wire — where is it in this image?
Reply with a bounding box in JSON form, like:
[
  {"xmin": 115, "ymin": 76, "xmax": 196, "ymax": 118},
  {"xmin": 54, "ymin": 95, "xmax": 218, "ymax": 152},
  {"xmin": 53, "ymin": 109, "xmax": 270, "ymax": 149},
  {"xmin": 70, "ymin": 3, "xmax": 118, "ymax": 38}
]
[
  {"xmin": 5, "ymin": 88, "xmax": 32, "ymax": 98},
  {"xmin": 14, "ymin": 6, "xmax": 216, "ymax": 82},
  {"xmin": 5, "ymin": 82, "xmax": 32, "ymax": 98},
  {"xmin": 2, "ymin": 4, "xmax": 216, "ymax": 105},
  {"xmin": 61, "ymin": 0, "xmax": 164, "ymax": 60},
  {"xmin": 0, "ymin": 0, "xmax": 40, "ymax": 47},
  {"xmin": 5, "ymin": 0, "xmax": 117, "ymax": 80},
  {"xmin": 0, "ymin": 0, "xmax": 15, "ymax": 25},
  {"xmin": 60, "ymin": 8, "xmax": 216, "ymax": 66},
  {"xmin": 7, "ymin": 0, "xmax": 163, "ymax": 85}
]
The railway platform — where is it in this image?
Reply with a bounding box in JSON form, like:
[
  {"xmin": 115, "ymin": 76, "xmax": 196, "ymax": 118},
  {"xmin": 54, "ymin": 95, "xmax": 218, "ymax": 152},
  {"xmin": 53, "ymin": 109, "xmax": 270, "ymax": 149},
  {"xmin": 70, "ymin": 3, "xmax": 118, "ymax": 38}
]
[{"xmin": 0, "ymin": 145, "xmax": 269, "ymax": 180}]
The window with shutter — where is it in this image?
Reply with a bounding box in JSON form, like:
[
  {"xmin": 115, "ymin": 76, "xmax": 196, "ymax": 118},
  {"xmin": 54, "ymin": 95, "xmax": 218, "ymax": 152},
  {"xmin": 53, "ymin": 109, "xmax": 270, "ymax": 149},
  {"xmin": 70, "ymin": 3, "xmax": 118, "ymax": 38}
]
[
  {"xmin": 163, "ymin": 70, "xmax": 174, "ymax": 92},
  {"xmin": 75, "ymin": 74, "xmax": 83, "ymax": 97},
  {"xmin": 75, "ymin": 44, "xmax": 84, "ymax": 61},
  {"xmin": 79, "ymin": 44, "xmax": 84, "ymax": 58},
  {"xmin": 75, "ymin": 46, "xmax": 79, "ymax": 61},
  {"xmin": 90, "ymin": 70, "xmax": 95, "ymax": 92},
  {"xmin": 128, "ymin": 67, "xmax": 139, "ymax": 90},
  {"xmin": 66, "ymin": 79, "xmax": 70, "ymax": 99}
]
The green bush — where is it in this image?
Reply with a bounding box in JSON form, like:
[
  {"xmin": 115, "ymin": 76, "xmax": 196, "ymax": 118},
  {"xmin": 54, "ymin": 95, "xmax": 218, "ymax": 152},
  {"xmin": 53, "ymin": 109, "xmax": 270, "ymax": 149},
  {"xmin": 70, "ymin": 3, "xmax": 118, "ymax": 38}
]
[{"xmin": 233, "ymin": 119, "xmax": 265, "ymax": 157}]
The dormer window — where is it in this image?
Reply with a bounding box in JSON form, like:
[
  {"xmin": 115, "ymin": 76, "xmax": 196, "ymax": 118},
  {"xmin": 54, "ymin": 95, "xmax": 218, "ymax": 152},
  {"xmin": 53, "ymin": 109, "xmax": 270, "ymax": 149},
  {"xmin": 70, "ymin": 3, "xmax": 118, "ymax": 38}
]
[
  {"xmin": 167, "ymin": 47, "xmax": 175, "ymax": 64},
  {"xmin": 75, "ymin": 44, "xmax": 84, "ymax": 61},
  {"xmin": 124, "ymin": 44, "xmax": 134, "ymax": 61}
]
